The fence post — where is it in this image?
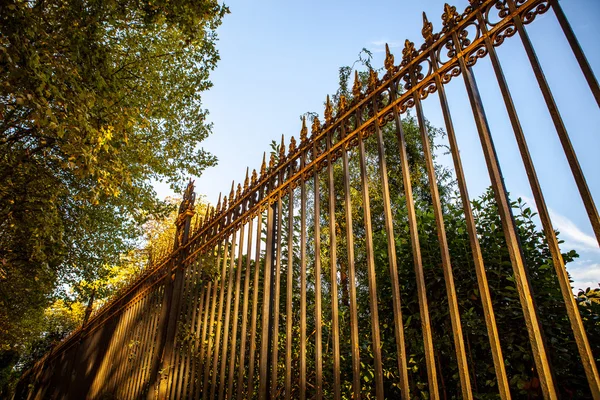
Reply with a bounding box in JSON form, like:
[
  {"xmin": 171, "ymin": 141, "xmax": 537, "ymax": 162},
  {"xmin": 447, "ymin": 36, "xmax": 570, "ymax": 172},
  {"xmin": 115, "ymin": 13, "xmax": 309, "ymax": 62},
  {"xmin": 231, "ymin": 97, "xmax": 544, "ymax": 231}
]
[{"xmin": 147, "ymin": 181, "xmax": 196, "ymax": 399}]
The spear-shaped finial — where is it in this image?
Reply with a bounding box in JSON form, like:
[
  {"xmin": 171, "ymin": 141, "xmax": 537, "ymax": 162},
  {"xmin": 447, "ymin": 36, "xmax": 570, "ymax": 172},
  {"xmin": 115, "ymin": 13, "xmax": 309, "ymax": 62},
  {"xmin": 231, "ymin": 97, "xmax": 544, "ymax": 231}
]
[
  {"xmin": 300, "ymin": 116, "xmax": 308, "ymax": 142},
  {"xmin": 311, "ymin": 116, "xmax": 321, "ymax": 136},
  {"xmin": 236, "ymin": 183, "xmax": 242, "ymax": 200},
  {"xmin": 324, "ymin": 95, "xmax": 333, "ymax": 124},
  {"xmin": 368, "ymin": 68, "xmax": 378, "ymax": 91},
  {"xmin": 229, "ymin": 181, "xmax": 235, "ymax": 202},
  {"xmin": 384, "ymin": 43, "xmax": 395, "ymax": 76},
  {"xmin": 289, "ymin": 135, "xmax": 297, "ymax": 153},
  {"xmin": 216, "ymin": 192, "xmax": 222, "ymax": 214},
  {"xmin": 279, "ymin": 134, "xmax": 286, "ymax": 160},
  {"xmin": 352, "ymin": 70, "xmax": 362, "ymax": 99},
  {"xmin": 269, "ymin": 152, "xmax": 276, "ymax": 170},
  {"xmin": 260, "ymin": 152, "xmax": 267, "ymax": 176},
  {"xmin": 222, "ymin": 195, "xmax": 228, "ymax": 210},
  {"xmin": 339, "ymin": 94, "xmax": 347, "ymax": 113},
  {"xmin": 422, "ymin": 12, "xmax": 434, "ymax": 44},
  {"xmin": 251, "ymin": 168, "xmax": 258, "ymax": 185},
  {"xmin": 244, "ymin": 167, "xmax": 249, "ymax": 191}
]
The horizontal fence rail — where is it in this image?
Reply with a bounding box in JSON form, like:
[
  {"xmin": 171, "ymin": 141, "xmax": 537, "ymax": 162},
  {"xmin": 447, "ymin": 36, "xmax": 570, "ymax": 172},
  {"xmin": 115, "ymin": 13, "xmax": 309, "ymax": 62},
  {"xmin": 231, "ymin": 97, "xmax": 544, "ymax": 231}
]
[{"xmin": 16, "ymin": 0, "xmax": 600, "ymax": 398}]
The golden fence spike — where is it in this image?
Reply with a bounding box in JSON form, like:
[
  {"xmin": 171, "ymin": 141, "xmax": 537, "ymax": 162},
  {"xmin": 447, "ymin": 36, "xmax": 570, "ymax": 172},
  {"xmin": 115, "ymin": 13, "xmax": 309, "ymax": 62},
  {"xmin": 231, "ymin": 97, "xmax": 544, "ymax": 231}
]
[
  {"xmin": 244, "ymin": 167, "xmax": 249, "ymax": 191},
  {"xmin": 352, "ymin": 70, "xmax": 362, "ymax": 99},
  {"xmin": 442, "ymin": 3, "xmax": 459, "ymax": 29},
  {"xmin": 339, "ymin": 94, "xmax": 347, "ymax": 113},
  {"xmin": 384, "ymin": 43, "xmax": 395, "ymax": 76},
  {"xmin": 402, "ymin": 39, "xmax": 417, "ymax": 65},
  {"xmin": 251, "ymin": 168, "xmax": 257, "ymax": 185},
  {"xmin": 260, "ymin": 152, "xmax": 267, "ymax": 176},
  {"xmin": 325, "ymin": 95, "xmax": 333, "ymax": 124},
  {"xmin": 279, "ymin": 134, "xmax": 286, "ymax": 160},
  {"xmin": 216, "ymin": 192, "xmax": 222, "ymax": 214},
  {"xmin": 229, "ymin": 180, "xmax": 235, "ymax": 202},
  {"xmin": 269, "ymin": 152, "xmax": 276, "ymax": 170},
  {"xmin": 289, "ymin": 135, "xmax": 297, "ymax": 154},
  {"xmin": 368, "ymin": 68, "xmax": 378, "ymax": 92},
  {"xmin": 236, "ymin": 183, "xmax": 242, "ymax": 200},
  {"xmin": 422, "ymin": 12, "xmax": 434, "ymax": 44},
  {"xmin": 222, "ymin": 195, "xmax": 228, "ymax": 211},
  {"xmin": 300, "ymin": 115, "xmax": 308, "ymax": 142},
  {"xmin": 312, "ymin": 115, "xmax": 321, "ymax": 136}
]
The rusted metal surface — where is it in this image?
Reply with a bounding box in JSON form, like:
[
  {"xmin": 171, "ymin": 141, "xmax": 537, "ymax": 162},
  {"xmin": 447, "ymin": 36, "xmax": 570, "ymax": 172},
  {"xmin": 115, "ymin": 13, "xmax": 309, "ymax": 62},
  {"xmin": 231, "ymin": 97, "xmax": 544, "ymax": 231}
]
[{"xmin": 17, "ymin": 1, "xmax": 600, "ymax": 398}]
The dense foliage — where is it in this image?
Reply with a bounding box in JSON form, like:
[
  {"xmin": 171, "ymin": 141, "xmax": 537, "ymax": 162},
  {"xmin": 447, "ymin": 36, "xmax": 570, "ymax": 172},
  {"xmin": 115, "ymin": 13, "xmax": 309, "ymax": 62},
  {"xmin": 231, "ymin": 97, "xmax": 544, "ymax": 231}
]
[{"xmin": 0, "ymin": 0, "xmax": 227, "ymax": 394}]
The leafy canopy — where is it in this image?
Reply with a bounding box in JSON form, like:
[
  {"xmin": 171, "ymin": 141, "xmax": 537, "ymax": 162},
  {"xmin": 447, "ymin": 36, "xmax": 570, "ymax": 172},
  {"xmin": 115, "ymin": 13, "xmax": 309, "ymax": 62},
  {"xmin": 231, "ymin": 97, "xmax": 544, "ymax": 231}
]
[{"xmin": 0, "ymin": 0, "xmax": 228, "ymax": 364}]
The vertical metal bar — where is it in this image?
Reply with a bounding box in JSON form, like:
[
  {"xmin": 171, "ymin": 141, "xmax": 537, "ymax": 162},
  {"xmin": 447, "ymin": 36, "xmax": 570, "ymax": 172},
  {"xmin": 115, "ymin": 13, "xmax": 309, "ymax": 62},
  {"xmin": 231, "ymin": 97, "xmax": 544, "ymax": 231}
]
[
  {"xmin": 372, "ymin": 94, "xmax": 410, "ymax": 398},
  {"xmin": 114, "ymin": 301, "xmax": 136, "ymax": 397},
  {"xmin": 128, "ymin": 293, "xmax": 150, "ymax": 399},
  {"xmin": 271, "ymin": 196, "xmax": 284, "ymax": 395},
  {"xmin": 135, "ymin": 292, "xmax": 155, "ymax": 398},
  {"xmin": 456, "ymin": 41, "xmax": 557, "ymax": 399},
  {"xmin": 549, "ymin": 0, "xmax": 600, "ymax": 108},
  {"xmin": 431, "ymin": 59, "xmax": 511, "ymax": 400},
  {"xmin": 356, "ymin": 126, "xmax": 384, "ymax": 399},
  {"xmin": 327, "ymin": 128, "xmax": 342, "ymax": 400},
  {"xmin": 196, "ymin": 279, "xmax": 213, "ymax": 400},
  {"xmin": 313, "ymin": 141, "xmax": 324, "ymax": 400},
  {"xmin": 340, "ymin": 121, "xmax": 361, "ymax": 400},
  {"xmin": 259, "ymin": 202, "xmax": 276, "ymax": 399},
  {"xmin": 410, "ymin": 64, "xmax": 473, "ymax": 399},
  {"xmin": 210, "ymin": 233, "xmax": 233, "ymax": 399},
  {"xmin": 478, "ymin": 11, "xmax": 600, "ymax": 396},
  {"xmin": 170, "ymin": 261, "xmax": 193, "ymax": 398},
  {"xmin": 236, "ymin": 217, "xmax": 255, "ymax": 400},
  {"xmin": 203, "ymin": 242, "xmax": 223, "ymax": 400},
  {"xmin": 247, "ymin": 212, "xmax": 264, "ymax": 397},
  {"xmin": 218, "ymin": 230, "xmax": 238, "ymax": 400},
  {"xmin": 227, "ymin": 224, "xmax": 246, "ymax": 398},
  {"xmin": 390, "ymin": 79, "xmax": 439, "ymax": 400},
  {"xmin": 508, "ymin": 0, "xmax": 600, "ymax": 245},
  {"xmin": 284, "ymin": 184, "xmax": 294, "ymax": 400},
  {"xmin": 183, "ymin": 260, "xmax": 203, "ymax": 399},
  {"xmin": 300, "ymin": 149, "xmax": 308, "ymax": 400}
]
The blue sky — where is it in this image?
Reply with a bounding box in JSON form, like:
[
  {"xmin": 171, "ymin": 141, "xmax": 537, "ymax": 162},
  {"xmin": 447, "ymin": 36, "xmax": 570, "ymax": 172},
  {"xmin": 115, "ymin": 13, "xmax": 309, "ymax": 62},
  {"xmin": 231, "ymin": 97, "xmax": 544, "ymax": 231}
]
[{"xmin": 155, "ymin": 0, "xmax": 600, "ymax": 291}]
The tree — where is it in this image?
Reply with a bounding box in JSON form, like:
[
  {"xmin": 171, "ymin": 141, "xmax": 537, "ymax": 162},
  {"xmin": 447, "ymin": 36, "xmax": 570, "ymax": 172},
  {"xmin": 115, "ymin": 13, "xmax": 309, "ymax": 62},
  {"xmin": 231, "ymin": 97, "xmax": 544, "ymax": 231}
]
[{"xmin": 0, "ymin": 0, "xmax": 227, "ymax": 391}]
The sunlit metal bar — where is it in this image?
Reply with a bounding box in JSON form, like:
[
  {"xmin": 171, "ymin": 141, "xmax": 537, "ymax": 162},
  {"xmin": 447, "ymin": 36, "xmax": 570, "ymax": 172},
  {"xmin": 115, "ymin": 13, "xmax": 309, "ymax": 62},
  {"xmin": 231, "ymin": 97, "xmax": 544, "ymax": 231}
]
[
  {"xmin": 246, "ymin": 212, "xmax": 264, "ymax": 397},
  {"xmin": 227, "ymin": 223, "xmax": 246, "ymax": 398},
  {"xmin": 372, "ymin": 85, "xmax": 409, "ymax": 398},
  {"xmin": 327, "ymin": 126, "xmax": 342, "ymax": 400},
  {"xmin": 202, "ymin": 242, "xmax": 223, "ymax": 400},
  {"xmin": 270, "ymin": 195, "xmax": 284, "ymax": 395},
  {"xmin": 340, "ymin": 118, "xmax": 361, "ymax": 399},
  {"xmin": 453, "ymin": 31, "xmax": 557, "ymax": 399},
  {"xmin": 549, "ymin": 0, "xmax": 600, "ymax": 108},
  {"xmin": 210, "ymin": 233, "xmax": 233, "ymax": 399},
  {"xmin": 300, "ymin": 146, "xmax": 308, "ymax": 400},
  {"xmin": 356, "ymin": 109, "xmax": 384, "ymax": 399},
  {"xmin": 507, "ymin": 0, "xmax": 600, "ymax": 245},
  {"xmin": 236, "ymin": 217, "xmax": 255, "ymax": 400},
  {"xmin": 425, "ymin": 26, "xmax": 511, "ymax": 398},
  {"xmin": 284, "ymin": 183, "xmax": 294, "ymax": 400},
  {"xmin": 390, "ymin": 77, "xmax": 439, "ymax": 400},
  {"xmin": 313, "ymin": 135, "xmax": 324, "ymax": 400}
]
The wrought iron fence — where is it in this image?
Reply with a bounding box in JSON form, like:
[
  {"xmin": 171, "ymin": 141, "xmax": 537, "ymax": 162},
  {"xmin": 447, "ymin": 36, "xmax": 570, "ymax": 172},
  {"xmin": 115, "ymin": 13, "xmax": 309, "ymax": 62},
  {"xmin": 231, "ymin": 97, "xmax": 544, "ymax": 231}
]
[{"xmin": 16, "ymin": 0, "xmax": 600, "ymax": 398}]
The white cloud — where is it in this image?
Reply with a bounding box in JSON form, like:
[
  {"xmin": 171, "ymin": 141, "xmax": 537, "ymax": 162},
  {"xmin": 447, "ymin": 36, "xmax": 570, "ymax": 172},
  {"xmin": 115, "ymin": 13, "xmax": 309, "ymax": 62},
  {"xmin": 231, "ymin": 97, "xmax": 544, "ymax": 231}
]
[
  {"xmin": 369, "ymin": 40, "xmax": 401, "ymax": 53},
  {"xmin": 520, "ymin": 195, "xmax": 599, "ymax": 254}
]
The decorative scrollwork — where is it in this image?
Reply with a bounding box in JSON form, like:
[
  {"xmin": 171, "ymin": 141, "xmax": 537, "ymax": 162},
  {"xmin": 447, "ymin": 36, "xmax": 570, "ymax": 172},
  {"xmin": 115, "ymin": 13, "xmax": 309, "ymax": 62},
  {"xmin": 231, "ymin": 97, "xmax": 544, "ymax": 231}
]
[
  {"xmin": 492, "ymin": 22, "xmax": 517, "ymax": 46},
  {"xmin": 419, "ymin": 79, "xmax": 438, "ymax": 100},
  {"xmin": 324, "ymin": 95, "xmax": 333, "ymax": 125},
  {"xmin": 384, "ymin": 44, "xmax": 396, "ymax": 77},
  {"xmin": 178, "ymin": 179, "xmax": 196, "ymax": 214},
  {"xmin": 441, "ymin": 62, "xmax": 461, "ymax": 84},
  {"xmin": 311, "ymin": 116, "xmax": 321, "ymax": 137},
  {"xmin": 521, "ymin": 0, "xmax": 549, "ymax": 24},
  {"xmin": 465, "ymin": 41, "xmax": 488, "ymax": 66}
]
